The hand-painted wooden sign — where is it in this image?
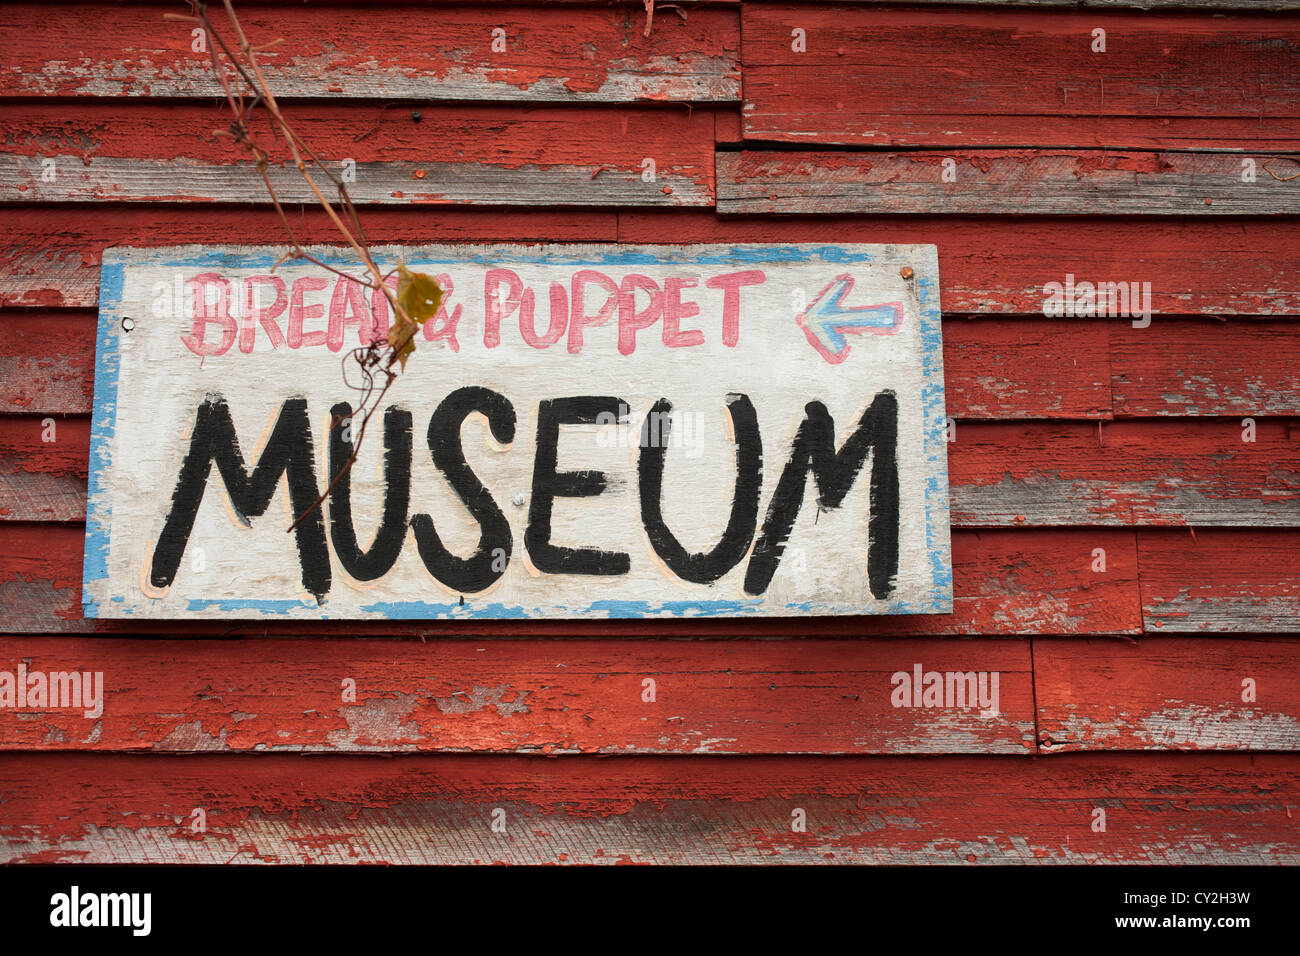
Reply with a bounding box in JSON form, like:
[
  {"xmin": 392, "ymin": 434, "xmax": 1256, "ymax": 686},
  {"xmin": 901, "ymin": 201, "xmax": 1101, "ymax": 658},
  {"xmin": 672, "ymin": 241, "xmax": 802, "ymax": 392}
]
[{"xmin": 83, "ymin": 243, "xmax": 950, "ymax": 620}]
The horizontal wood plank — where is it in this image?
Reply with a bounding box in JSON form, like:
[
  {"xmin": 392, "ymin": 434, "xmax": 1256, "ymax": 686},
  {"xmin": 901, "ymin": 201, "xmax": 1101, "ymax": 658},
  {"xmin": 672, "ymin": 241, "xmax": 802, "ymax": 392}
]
[
  {"xmin": 943, "ymin": 318, "xmax": 1112, "ymax": 420},
  {"xmin": 0, "ymin": 524, "xmax": 1142, "ymax": 635},
  {"xmin": 618, "ymin": 212, "xmax": 1300, "ymax": 316},
  {"xmin": 0, "ymin": 313, "xmax": 96, "ymax": 414},
  {"xmin": 1139, "ymin": 528, "xmax": 1300, "ymax": 632},
  {"xmin": 0, "ymin": 3, "xmax": 740, "ymax": 102},
  {"xmin": 950, "ymin": 419, "xmax": 1300, "ymax": 527},
  {"xmin": 1111, "ymin": 319, "xmax": 1300, "ymax": 416},
  {"xmin": 0, "ymin": 752, "xmax": 1294, "ymax": 863},
  {"xmin": 717, "ymin": 150, "xmax": 1300, "ymax": 216},
  {"xmin": 0, "ymin": 207, "xmax": 618, "ymax": 309},
  {"xmin": 0, "ymin": 636, "xmax": 1034, "ymax": 754},
  {"xmin": 0, "ymin": 416, "xmax": 87, "ymax": 522},
  {"xmin": 0, "ymin": 103, "xmax": 716, "ymax": 206},
  {"xmin": 741, "ymin": 5, "xmax": 1300, "ymax": 149},
  {"xmin": 1036, "ymin": 636, "xmax": 1300, "ymax": 751}
]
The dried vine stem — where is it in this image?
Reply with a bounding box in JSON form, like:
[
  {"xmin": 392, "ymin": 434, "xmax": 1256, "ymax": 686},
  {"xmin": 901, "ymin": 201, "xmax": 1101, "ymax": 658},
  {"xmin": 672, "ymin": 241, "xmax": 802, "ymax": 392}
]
[{"xmin": 166, "ymin": 0, "xmax": 443, "ymax": 533}]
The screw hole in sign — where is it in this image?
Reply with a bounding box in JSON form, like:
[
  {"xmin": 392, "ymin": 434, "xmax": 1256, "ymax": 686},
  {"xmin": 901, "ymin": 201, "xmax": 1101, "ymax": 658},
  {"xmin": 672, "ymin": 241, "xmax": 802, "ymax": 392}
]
[{"xmin": 121, "ymin": 316, "xmax": 135, "ymax": 332}]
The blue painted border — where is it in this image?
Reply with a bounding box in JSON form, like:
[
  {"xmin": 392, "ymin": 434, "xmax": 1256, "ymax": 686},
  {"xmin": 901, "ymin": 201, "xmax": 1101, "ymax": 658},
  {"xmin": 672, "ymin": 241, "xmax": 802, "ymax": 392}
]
[
  {"xmin": 83, "ymin": 243, "xmax": 952, "ymax": 619},
  {"xmin": 81, "ymin": 253, "xmax": 128, "ymax": 619}
]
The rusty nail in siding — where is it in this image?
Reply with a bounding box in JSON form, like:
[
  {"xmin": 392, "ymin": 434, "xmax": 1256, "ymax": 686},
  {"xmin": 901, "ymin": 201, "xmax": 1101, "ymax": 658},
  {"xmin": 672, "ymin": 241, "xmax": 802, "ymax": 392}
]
[
  {"xmin": 411, "ymin": 109, "xmax": 422, "ymax": 122},
  {"xmin": 900, "ymin": 267, "xmax": 914, "ymax": 280}
]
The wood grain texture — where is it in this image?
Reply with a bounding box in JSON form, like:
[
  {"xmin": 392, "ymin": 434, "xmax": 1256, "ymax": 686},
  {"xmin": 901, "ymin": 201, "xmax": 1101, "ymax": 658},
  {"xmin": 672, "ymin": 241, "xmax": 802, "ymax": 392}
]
[
  {"xmin": 950, "ymin": 419, "xmax": 1300, "ymax": 527},
  {"xmin": 717, "ymin": 150, "xmax": 1300, "ymax": 216},
  {"xmin": 619, "ymin": 212, "xmax": 1300, "ymax": 316},
  {"xmin": 0, "ymin": 637, "xmax": 1034, "ymax": 754},
  {"xmin": 0, "ymin": 415, "xmax": 87, "ymax": 522},
  {"xmin": 1, "ymin": 752, "xmax": 1295, "ymax": 863},
  {"xmin": 0, "ymin": 313, "xmax": 96, "ymax": 414},
  {"xmin": 741, "ymin": 5, "xmax": 1300, "ymax": 148},
  {"xmin": 1111, "ymin": 320, "xmax": 1300, "ymax": 416},
  {"xmin": 943, "ymin": 318, "xmax": 1112, "ymax": 420},
  {"xmin": 0, "ymin": 524, "xmax": 1142, "ymax": 635},
  {"xmin": 1036, "ymin": 637, "xmax": 1300, "ymax": 751},
  {"xmin": 0, "ymin": 207, "xmax": 618, "ymax": 309},
  {"xmin": 1139, "ymin": 529, "xmax": 1300, "ymax": 632},
  {"xmin": 0, "ymin": 102, "xmax": 716, "ymax": 206},
  {"xmin": 0, "ymin": 3, "xmax": 740, "ymax": 102},
  {"xmin": 9, "ymin": 415, "xmax": 1296, "ymax": 526}
]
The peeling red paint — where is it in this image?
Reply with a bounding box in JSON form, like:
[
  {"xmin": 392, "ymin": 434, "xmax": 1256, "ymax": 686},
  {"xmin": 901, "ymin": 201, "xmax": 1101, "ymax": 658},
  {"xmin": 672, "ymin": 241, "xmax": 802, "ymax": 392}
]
[
  {"xmin": 0, "ymin": 636, "xmax": 1035, "ymax": 754},
  {"xmin": 741, "ymin": 5, "xmax": 1300, "ymax": 149},
  {"xmin": 0, "ymin": 3, "xmax": 740, "ymax": 103},
  {"xmin": 0, "ymin": 524, "xmax": 1143, "ymax": 635},
  {"xmin": 1, "ymin": 753, "xmax": 1294, "ymax": 864}
]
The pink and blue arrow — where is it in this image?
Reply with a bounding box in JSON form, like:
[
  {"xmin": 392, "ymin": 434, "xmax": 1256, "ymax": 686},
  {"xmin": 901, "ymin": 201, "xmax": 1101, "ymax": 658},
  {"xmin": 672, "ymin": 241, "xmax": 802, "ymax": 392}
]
[{"xmin": 795, "ymin": 274, "xmax": 903, "ymax": 364}]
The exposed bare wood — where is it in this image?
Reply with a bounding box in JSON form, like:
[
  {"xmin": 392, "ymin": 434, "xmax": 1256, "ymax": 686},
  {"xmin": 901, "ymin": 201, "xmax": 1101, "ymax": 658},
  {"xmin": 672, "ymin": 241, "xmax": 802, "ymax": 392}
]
[
  {"xmin": 1111, "ymin": 319, "xmax": 1300, "ymax": 416},
  {"xmin": 1139, "ymin": 529, "xmax": 1300, "ymax": 632},
  {"xmin": 0, "ymin": 102, "xmax": 717, "ymax": 207},
  {"xmin": 0, "ymin": 524, "xmax": 1143, "ymax": 635},
  {"xmin": 0, "ymin": 636, "xmax": 1034, "ymax": 754},
  {"xmin": 1036, "ymin": 637, "xmax": 1300, "ymax": 751},
  {"xmin": 717, "ymin": 151, "xmax": 1300, "ymax": 216},
  {"xmin": 0, "ymin": 3, "xmax": 740, "ymax": 102},
  {"xmin": 1, "ymin": 752, "xmax": 1295, "ymax": 864}
]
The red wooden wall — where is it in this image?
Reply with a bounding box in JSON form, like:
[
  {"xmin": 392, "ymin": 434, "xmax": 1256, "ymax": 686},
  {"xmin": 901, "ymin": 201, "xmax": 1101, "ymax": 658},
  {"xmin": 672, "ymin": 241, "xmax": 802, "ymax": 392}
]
[{"xmin": 1, "ymin": 0, "xmax": 1298, "ymax": 864}]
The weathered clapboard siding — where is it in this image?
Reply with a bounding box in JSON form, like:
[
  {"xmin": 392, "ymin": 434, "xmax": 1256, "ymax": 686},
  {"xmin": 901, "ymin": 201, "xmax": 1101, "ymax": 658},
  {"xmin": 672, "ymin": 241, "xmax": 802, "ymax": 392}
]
[
  {"xmin": 0, "ymin": 206, "xmax": 619, "ymax": 309},
  {"xmin": 617, "ymin": 212, "xmax": 1300, "ymax": 315},
  {"xmin": 717, "ymin": 151, "xmax": 1300, "ymax": 216},
  {"xmin": 945, "ymin": 318, "xmax": 1110, "ymax": 419},
  {"xmin": 1139, "ymin": 529, "xmax": 1300, "ymax": 632},
  {"xmin": 0, "ymin": 103, "xmax": 716, "ymax": 206},
  {"xmin": 0, "ymin": 313, "xmax": 96, "ymax": 415},
  {"xmin": 0, "ymin": 637, "xmax": 1035, "ymax": 754},
  {"xmin": 1, "ymin": 752, "xmax": 1295, "ymax": 864},
  {"xmin": 740, "ymin": 5, "xmax": 1300, "ymax": 149},
  {"xmin": 5, "ymin": 414, "xmax": 1295, "ymax": 525},
  {"xmin": 8, "ymin": 208, "xmax": 1300, "ymax": 314},
  {"xmin": 0, "ymin": 523, "xmax": 1142, "ymax": 635},
  {"xmin": 950, "ymin": 419, "xmax": 1300, "ymax": 527},
  {"xmin": 0, "ymin": 416, "xmax": 86, "ymax": 522},
  {"xmin": 10, "ymin": 634, "xmax": 1294, "ymax": 754},
  {"xmin": 1110, "ymin": 320, "xmax": 1300, "ymax": 416},
  {"xmin": 0, "ymin": 3, "xmax": 740, "ymax": 102},
  {"xmin": 0, "ymin": 0, "xmax": 1295, "ymax": 868},
  {"xmin": 1036, "ymin": 637, "xmax": 1300, "ymax": 751}
]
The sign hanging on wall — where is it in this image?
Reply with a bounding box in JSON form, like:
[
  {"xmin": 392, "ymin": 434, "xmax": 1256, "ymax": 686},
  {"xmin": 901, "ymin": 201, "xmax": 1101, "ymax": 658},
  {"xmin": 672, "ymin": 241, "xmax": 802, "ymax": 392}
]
[{"xmin": 83, "ymin": 243, "xmax": 951, "ymax": 620}]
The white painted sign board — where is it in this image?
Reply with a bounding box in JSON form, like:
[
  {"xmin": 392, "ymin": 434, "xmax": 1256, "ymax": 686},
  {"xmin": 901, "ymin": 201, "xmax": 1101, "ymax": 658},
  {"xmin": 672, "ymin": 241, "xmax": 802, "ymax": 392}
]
[{"xmin": 83, "ymin": 243, "xmax": 951, "ymax": 620}]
